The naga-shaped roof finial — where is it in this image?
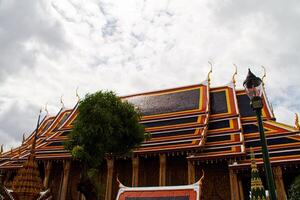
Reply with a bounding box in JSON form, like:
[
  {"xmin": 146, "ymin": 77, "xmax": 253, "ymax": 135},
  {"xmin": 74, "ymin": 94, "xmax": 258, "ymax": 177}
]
[
  {"xmin": 31, "ymin": 108, "xmax": 42, "ymax": 153},
  {"xmin": 76, "ymin": 86, "xmax": 81, "ymax": 102},
  {"xmin": 44, "ymin": 102, "xmax": 49, "ymax": 116},
  {"xmin": 261, "ymin": 65, "xmax": 266, "ymax": 86},
  {"xmin": 207, "ymin": 61, "xmax": 213, "ymax": 85},
  {"xmin": 22, "ymin": 133, "xmax": 25, "ymax": 144},
  {"xmin": 116, "ymin": 174, "xmax": 125, "ymax": 188},
  {"xmin": 232, "ymin": 64, "xmax": 238, "ymax": 87},
  {"xmin": 295, "ymin": 113, "xmax": 300, "ymax": 130},
  {"xmin": 60, "ymin": 95, "xmax": 65, "ymax": 109},
  {"xmin": 199, "ymin": 169, "xmax": 205, "ymax": 200}
]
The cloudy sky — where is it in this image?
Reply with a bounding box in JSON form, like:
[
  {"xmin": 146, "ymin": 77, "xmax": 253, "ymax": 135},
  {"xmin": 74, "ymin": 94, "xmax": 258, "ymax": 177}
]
[{"xmin": 0, "ymin": 0, "xmax": 300, "ymax": 150}]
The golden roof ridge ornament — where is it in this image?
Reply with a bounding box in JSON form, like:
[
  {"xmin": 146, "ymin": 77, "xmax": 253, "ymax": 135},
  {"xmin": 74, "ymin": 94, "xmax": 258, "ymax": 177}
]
[
  {"xmin": 270, "ymin": 103, "xmax": 275, "ymax": 117},
  {"xmin": 44, "ymin": 102, "xmax": 49, "ymax": 116},
  {"xmin": 232, "ymin": 63, "xmax": 238, "ymax": 87},
  {"xmin": 76, "ymin": 87, "xmax": 81, "ymax": 102},
  {"xmin": 261, "ymin": 66, "xmax": 266, "ymax": 86},
  {"xmin": 31, "ymin": 108, "xmax": 42, "ymax": 152},
  {"xmin": 207, "ymin": 61, "xmax": 213, "ymax": 86},
  {"xmin": 260, "ymin": 65, "xmax": 275, "ymax": 118},
  {"xmin": 295, "ymin": 113, "xmax": 300, "ymax": 130},
  {"xmin": 60, "ymin": 95, "xmax": 65, "ymax": 109},
  {"xmin": 22, "ymin": 133, "xmax": 25, "ymax": 144}
]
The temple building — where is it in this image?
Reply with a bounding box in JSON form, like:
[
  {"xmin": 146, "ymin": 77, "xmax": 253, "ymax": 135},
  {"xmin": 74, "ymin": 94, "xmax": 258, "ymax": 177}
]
[{"xmin": 0, "ymin": 71, "xmax": 300, "ymax": 200}]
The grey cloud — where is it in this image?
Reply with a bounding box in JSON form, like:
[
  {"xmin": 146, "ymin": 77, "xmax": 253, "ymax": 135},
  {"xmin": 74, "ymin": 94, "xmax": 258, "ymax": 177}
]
[
  {"xmin": 210, "ymin": 0, "xmax": 300, "ymax": 63},
  {"xmin": 0, "ymin": 101, "xmax": 39, "ymax": 149},
  {"xmin": 0, "ymin": 0, "xmax": 68, "ymax": 81},
  {"xmin": 102, "ymin": 18, "xmax": 118, "ymax": 37},
  {"xmin": 90, "ymin": 56, "xmax": 109, "ymax": 68},
  {"xmin": 207, "ymin": 0, "xmax": 300, "ymax": 111},
  {"xmin": 131, "ymin": 32, "xmax": 146, "ymax": 43}
]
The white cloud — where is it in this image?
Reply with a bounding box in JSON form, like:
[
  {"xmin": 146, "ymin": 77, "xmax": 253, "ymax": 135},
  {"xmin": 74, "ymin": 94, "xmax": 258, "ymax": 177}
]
[{"xmin": 0, "ymin": 0, "xmax": 300, "ymax": 149}]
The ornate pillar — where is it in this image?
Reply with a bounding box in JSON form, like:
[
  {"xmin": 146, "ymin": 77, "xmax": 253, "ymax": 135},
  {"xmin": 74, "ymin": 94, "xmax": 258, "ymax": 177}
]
[
  {"xmin": 159, "ymin": 154, "xmax": 166, "ymax": 186},
  {"xmin": 60, "ymin": 160, "xmax": 71, "ymax": 200},
  {"xmin": 187, "ymin": 160, "xmax": 195, "ymax": 184},
  {"xmin": 229, "ymin": 169, "xmax": 240, "ymax": 200},
  {"xmin": 273, "ymin": 166, "xmax": 287, "ymax": 200},
  {"xmin": 132, "ymin": 156, "xmax": 139, "ymax": 186},
  {"xmin": 43, "ymin": 161, "xmax": 52, "ymax": 188},
  {"xmin": 105, "ymin": 157, "xmax": 114, "ymax": 200}
]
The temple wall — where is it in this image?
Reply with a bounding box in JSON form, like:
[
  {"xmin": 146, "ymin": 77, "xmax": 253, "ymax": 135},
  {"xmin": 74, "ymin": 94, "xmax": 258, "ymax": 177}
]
[
  {"xmin": 41, "ymin": 157, "xmax": 300, "ymax": 200},
  {"xmin": 110, "ymin": 155, "xmax": 189, "ymax": 199},
  {"xmin": 138, "ymin": 156, "xmax": 159, "ymax": 186},
  {"xmin": 66, "ymin": 161, "xmax": 82, "ymax": 200},
  {"xmin": 283, "ymin": 166, "xmax": 300, "ymax": 194},
  {"xmin": 2, "ymin": 170, "xmax": 16, "ymax": 188},
  {"xmin": 37, "ymin": 161, "xmax": 45, "ymax": 181},
  {"xmin": 48, "ymin": 161, "xmax": 64, "ymax": 200},
  {"xmin": 232, "ymin": 165, "xmax": 296, "ymax": 200},
  {"xmin": 166, "ymin": 155, "xmax": 188, "ymax": 186},
  {"xmin": 112, "ymin": 158, "xmax": 132, "ymax": 200},
  {"xmin": 195, "ymin": 163, "xmax": 231, "ymax": 200},
  {"xmin": 36, "ymin": 160, "xmax": 242, "ymax": 200}
]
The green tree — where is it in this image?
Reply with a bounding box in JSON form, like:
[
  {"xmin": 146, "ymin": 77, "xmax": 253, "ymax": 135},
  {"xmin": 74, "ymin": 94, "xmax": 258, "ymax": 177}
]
[
  {"xmin": 65, "ymin": 91, "xmax": 145, "ymax": 199},
  {"xmin": 288, "ymin": 175, "xmax": 300, "ymax": 200}
]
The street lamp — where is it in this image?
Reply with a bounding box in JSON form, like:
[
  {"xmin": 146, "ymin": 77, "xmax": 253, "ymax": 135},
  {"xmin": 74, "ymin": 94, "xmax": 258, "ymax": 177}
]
[{"xmin": 243, "ymin": 69, "xmax": 277, "ymax": 200}]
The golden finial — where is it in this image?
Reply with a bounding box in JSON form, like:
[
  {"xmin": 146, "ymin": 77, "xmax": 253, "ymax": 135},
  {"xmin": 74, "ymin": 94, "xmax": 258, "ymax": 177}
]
[
  {"xmin": 207, "ymin": 61, "xmax": 213, "ymax": 85},
  {"xmin": 270, "ymin": 103, "xmax": 275, "ymax": 117},
  {"xmin": 44, "ymin": 102, "xmax": 49, "ymax": 116},
  {"xmin": 60, "ymin": 95, "xmax": 65, "ymax": 109},
  {"xmin": 33, "ymin": 108, "xmax": 42, "ymax": 149},
  {"xmin": 261, "ymin": 65, "xmax": 266, "ymax": 86},
  {"xmin": 22, "ymin": 133, "xmax": 25, "ymax": 144},
  {"xmin": 232, "ymin": 63, "xmax": 238, "ymax": 87},
  {"xmin": 295, "ymin": 113, "xmax": 300, "ymax": 130},
  {"xmin": 0, "ymin": 144, "xmax": 3, "ymax": 154},
  {"xmin": 76, "ymin": 87, "xmax": 80, "ymax": 102}
]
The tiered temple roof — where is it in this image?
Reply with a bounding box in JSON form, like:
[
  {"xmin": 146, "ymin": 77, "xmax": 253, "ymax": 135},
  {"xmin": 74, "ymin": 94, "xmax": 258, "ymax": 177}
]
[{"xmin": 1, "ymin": 76, "xmax": 300, "ymax": 169}]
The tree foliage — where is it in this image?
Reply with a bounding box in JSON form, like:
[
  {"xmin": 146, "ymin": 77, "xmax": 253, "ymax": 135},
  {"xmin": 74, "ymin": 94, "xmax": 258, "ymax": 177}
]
[
  {"xmin": 65, "ymin": 91, "xmax": 145, "ymax": 169},
  {"xmin": 288, "ymin": 175, "xmax": 300, "ymax": 200}
]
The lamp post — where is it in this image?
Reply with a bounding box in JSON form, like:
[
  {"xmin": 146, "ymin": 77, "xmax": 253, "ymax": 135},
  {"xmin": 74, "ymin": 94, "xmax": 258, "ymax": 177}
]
[{"xmin": 243, "ymin": 69, "xmax": 277, "ymax": 200}]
